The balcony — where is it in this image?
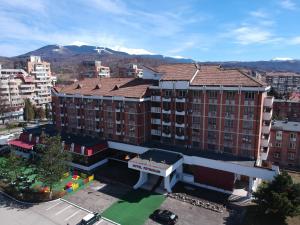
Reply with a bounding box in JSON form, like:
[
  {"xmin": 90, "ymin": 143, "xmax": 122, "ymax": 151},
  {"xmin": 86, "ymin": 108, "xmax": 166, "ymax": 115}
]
[
  {"xmin": 262, "ymin": 123, "xmax": 271, "ymax": 134},
  {"xmin": 175, "ymin": 122, "xmax": 185, "ymax": 127},
  {"xmin": 162, "ymin": 109, "xmax": 171, "ymax": 114},
  {"xmin": 162, "ymin": 132, "xmax": 171, "ymax": 138},
  {"xmin": 151, "ymin": 96, "xmax": 161, "ymax": 102},
  {"xmin": 261, "ymin": 135, "xmax": 270, "ymax": 148},
  {"xmin": 151, "ymin": 107, "xmax": 161, "ymax": 113},
  {"xmin": 76, "ymin": 115, "xmax": 81, "ymax": 119},
  {"xmin": 76, "ymin": 105, "xmax": 80, "ymax": 109},
  {"xmin": 95, "ymin": 118, "xmax": 100, "ymax": 122},
  {"xmin": 95, "ymin": 128, "xmax": 100, "ymax": 132},
  {"xmin": 115, "ymin": 108, "xmax": 121, "ymax": 112},
  {"xmin": 263, "ymin": 96, "xmax": 274, "ymax": 108},
  {"xmin": 175, "ymin": 97, "xmax": 186, "ymax": 103},
  {"xmin": 260, "ymin": 147, "xmax": 270, "ymax": 160},
  {"xmin": 151, "ymin": 118, "xmax": 161, "ymax": 125},
  {"xmin": 151, "ymin": 129, "xmax": 161, "ymax": 136},
  {"xmin": 116, "ymin": 131, "xmax": 122, "ymax": 135},
  {"xmin": 193, "ymin": 98, "xmax": 201, "ymax": 103},
  {"xmin": 175, "ymin": 134, "xmax": 185, "ymax": 140},
  {"xmin": 175, "ymin": 110, "xmax": 185, "ymax": 115},
  {"xmin": 263, "ymin": 111, "xmax": 272, "ymax": 121},
  {"xmin": 94, "ymin": 107, "xmax": 100, "ymax": 110},
  {"xmin": 162, "ymin": 121, "xmax": 171, "ymax": 126},
  {"xmin": 162, "ymin": 97, "xmax": 171, "ymax": 102}
]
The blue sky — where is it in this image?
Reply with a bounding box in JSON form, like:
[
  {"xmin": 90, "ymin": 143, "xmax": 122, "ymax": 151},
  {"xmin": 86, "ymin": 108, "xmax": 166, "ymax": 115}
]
[{"xmin": 0, "ymin": 0, "xmax": 300, "ymax": 61}]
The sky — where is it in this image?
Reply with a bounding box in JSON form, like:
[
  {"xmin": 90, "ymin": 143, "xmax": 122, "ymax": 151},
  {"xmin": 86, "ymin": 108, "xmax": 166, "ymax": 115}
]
[{"xmin": 0, "ymin": 0, "xmax": 300, "ymax": 61}]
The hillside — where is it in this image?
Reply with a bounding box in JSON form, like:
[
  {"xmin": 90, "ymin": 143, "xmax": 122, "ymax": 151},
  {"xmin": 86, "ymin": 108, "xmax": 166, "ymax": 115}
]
[{"xmin": 0, "ymin": 45, "xmax": 300, "ymax": 82}]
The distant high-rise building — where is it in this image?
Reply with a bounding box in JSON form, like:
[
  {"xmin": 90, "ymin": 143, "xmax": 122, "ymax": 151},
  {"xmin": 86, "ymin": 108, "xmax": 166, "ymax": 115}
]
[
  {"xmin": 79, "ymin": 61, "xmax": 110, "ymax": 78},
  {"xmin": 118, "ymin": 63, "xmax": 143, "ymax": 77},
  {"xmin": 265, "ymin": 72, "xmax": 300, "ymax": 95}
]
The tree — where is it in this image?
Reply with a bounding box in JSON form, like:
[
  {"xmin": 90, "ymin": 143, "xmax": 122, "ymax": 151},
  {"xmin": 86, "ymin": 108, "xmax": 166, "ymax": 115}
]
[
  {"xmin": 23, "ymin": 99, "xmax": 35, "ymax": 121},
  {"xmin": 34, "ymin": 107, "xmax": 45, "ymax": 120},
  {"xmin": 37, "ymin": 135, "xmax": 72, "ymax": 199},
  {"xmin": 253, "ymin": 172, "xmax": 300, "ymax": 221},
  {"xmin": 45, "ymin": 104, "xmax": 51, "ymax": 120},
  {"xmin": 5, "ymin": 152, "xmax": 25, "ymax": 185}
]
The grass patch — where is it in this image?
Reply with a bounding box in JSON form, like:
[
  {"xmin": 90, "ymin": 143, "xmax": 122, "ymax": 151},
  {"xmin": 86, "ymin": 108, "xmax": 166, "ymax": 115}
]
[{"xmin": 102, "ymin": 189, "xmax": 165, "ymax": 225}]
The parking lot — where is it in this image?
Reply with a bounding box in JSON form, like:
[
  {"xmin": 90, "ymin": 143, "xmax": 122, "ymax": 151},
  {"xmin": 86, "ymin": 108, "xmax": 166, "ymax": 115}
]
[{"xmin": 0, "ymin": 192, "xmax": 115, "ymax": 225}]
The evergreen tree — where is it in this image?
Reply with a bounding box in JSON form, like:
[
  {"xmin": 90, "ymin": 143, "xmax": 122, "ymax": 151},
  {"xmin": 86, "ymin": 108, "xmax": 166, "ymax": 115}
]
[
  {"xmin": 23, "ymin": 99, "xmax": 35, "ymax": 121},
  {"xmin": 253, "ymin": 172, "xmax": 300, "ymax": 221}
]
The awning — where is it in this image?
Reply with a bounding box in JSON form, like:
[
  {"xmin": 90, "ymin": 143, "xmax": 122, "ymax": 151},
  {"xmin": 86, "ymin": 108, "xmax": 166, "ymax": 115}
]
[{"xmin": 8, "ymin": 140, "xmax": 34, "ymax": 150}]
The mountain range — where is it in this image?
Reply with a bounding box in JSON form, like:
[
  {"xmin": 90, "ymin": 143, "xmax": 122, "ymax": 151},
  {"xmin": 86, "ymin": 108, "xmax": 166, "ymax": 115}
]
[{"xmin": 0, "ymin": 45, "xmax": 299, "ymax": 81}]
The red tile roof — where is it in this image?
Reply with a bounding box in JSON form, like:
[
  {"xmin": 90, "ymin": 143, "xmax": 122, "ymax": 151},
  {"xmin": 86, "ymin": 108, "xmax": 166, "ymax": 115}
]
[
  {"xmin": 191, "ymin": 65, "xmax": 266, "ymax": 87},
  {"xmin": 54, "ymin": 77, "xmax": 156, "ymax": 98},
  {"xmin": 8, "ymin": 140, "xmax": 34, "ymax": 150},
  {"xmin": 155, "ymin": 63, "xmax": 198, "ymax": 81}
]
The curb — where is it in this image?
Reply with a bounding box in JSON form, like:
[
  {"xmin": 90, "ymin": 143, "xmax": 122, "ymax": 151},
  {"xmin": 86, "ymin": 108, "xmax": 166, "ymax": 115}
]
[
  {"xmin": 0, "ymin": 190, "xmax": 60, "ymax": 205},
  {"xmin": 101, "ymin": 216, "xmax": 121, "ymax": 225}
]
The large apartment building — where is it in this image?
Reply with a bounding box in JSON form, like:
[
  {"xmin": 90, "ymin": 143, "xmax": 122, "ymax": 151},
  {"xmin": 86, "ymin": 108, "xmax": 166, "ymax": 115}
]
[
  {"xmin": 273, "ymin": 93, "xmax": 300, "ymax": 122},
  {"xmin": 79, "ymin": 61, "xmax": 110, "ymax": 78},
  {"xmin": 118, "ymin": 63, "xmax": 143, "ymax": 77},
  {"xmin": 268, "ymin": 120, "xmax": 300, "ymax": 169},
  {"xmin": 0, "ymin": 56, "xmax": 55, "ymax": 122},
  {"xmin": 265, "ymin": 72, "xmax": 300, "ymax": 95},
  {"xmin": 51, "ymin": 64, "xmax": 278, "ymax": 195}
]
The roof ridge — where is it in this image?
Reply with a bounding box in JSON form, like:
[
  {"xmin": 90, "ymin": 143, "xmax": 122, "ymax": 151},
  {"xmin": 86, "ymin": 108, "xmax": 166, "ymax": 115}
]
[{"xmin": 236, "ymin": 68, "xmax": 265, "ymax": 87}]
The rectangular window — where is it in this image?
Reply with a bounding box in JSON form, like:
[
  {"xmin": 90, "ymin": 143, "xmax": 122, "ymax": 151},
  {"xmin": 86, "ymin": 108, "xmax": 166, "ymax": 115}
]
[
  {"xmin": 225, "ymin": 91, "xmax": 235, "ymax": 100},
  {"xmin": 243, "ymin": 121, "xmax": 253, "ymax": 129},
  {"xmin": 208, "ymin": 91, "xmax": 217, "ymax": 99},
  {"xmin": 289, "ymin": 142, "xmax": 296, "ymax": 149},
  {"xmin": 245, "ymin": 92, "xmax": 255, "ymax": 100},
  {"xmin": 290, "ymin": 133, "xmax": 297, "ymax": 141},
  {"xmin": 288, "ymin": 152, "xmax": 295, "ymax": 160},
  {"xmin": 273, "ymin": 152, "xmax": 280, "ymax": 159},
  {"xmin": 275, "ymin": 141, "xmax": 281, "ymax": 147},
  {"xmin": 276, "ymin": 131, "xmax": 282, "ymax": 141},
  {"xmin": 164, "ymin": 90, "xmax": 172, "ymax": 97}
]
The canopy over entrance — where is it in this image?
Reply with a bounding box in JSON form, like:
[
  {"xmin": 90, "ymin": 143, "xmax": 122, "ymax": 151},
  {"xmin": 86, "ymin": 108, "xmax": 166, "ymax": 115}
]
[{"xmin": 128, "ymin": 149, "xmax": 184, "ymax": 192}]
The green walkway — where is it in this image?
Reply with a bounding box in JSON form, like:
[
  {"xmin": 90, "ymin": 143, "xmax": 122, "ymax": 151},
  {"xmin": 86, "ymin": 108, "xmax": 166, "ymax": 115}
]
[{"xmin": 102, "ymin": 189, "xmax": 165, "ymax": 225}]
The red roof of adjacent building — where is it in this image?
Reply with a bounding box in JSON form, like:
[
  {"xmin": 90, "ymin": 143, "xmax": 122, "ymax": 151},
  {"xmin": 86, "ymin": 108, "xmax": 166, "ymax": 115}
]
[
  {"xmin": 191, "ymin": 65, "xmax": 266, "ymax": 87},
  {"xmin": 8, "ymin": 140, "xmax": 34, "ymax": 150},
  {"xmin": 54, "ymin": 77, "xmax": 155, "ymax": 98},
  {"xmin": 155, "ymin": 63, "xmax": 198, "ymax": 81}
]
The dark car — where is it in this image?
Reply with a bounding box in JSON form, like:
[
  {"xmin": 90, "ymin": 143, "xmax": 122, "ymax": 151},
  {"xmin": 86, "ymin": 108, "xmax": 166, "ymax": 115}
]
[{"xmin": 150, "ymin": 209, "xmax": 178, "ymax": 225}]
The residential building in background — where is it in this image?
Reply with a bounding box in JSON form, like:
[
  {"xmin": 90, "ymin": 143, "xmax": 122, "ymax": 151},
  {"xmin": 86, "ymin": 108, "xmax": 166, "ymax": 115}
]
[
  {"xmin": 79, "ymin": 61, "xmax": 110, "ymax": 78},
  {"xmin": 51, "ymin": 64, "xmax": 278, "ymax": 194},
  {"xmin": 118, "ymin": 63, "xmax": 143, "ymax": 77},
  {"xmin": 273, "ymin": 93, "xmax": 300, "ymax": 122},
  {"xmin": 265, "ymin": 72, "xmax": 300, "ymax": 95},
  {"xmin": 268, "ymin": 120, "xmax": 300, "ymax": 169},
  {"xmin": 0, "ymin": 56, "xmax": 55, "ymax": 123}
]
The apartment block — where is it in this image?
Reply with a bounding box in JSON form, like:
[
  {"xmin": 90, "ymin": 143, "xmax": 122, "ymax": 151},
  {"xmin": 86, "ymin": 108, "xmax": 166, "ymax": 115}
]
[
  {"xmin": 118, "ymin": 63, "xmax": 143, "ymax": 77},
  {"xmin": 268, "ymin": 120, "xmax": 300, "ymax": 169},
  {"xmin": 265, "ymin": 72, "xmax": 300, "ymax": 95},
  {"xmin": 50, "ymin": 64, "xmax": 279, "ymax": 195},
  {"xmin": 79, "ymin": 61, "xmax": 110, "ymax": 78},
  {"xmin": 0, "ymin": 56, "xmax": 56, "ymax": 122},
  {"xmin": 273, "ymin": 93, "xmax": 300, "ymax": 122}
]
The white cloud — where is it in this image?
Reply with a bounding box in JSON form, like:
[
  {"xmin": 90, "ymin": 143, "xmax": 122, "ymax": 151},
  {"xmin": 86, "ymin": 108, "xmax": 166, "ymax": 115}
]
[
  {"xmin": 89, "ymin": 0, "xmax": 129, "ymax": 15},
  {"xmin": 279, "ymin": 0, "xmax": 297, "ymax": 10},
  {"xmin": 0, "ymin": 0, "xmax": 46, "ymax": 13},
  {"xmin": 290, "ymin": 36, "xmax": 300, "ymax": 44},
  {"xmin": 249, "ymin": 10, "xmax": 268, "ymax": 18},
  {"xmin": 232, "ymin": 26, "xmax": 272, "ymax": 45}
]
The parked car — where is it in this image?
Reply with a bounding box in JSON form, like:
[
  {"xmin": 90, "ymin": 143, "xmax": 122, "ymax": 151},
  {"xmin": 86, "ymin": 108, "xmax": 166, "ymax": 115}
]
[
  {"xmin": 80, "ymin": 213, "xmax": 101, "ymax": 225},
  {"xmin": 150, "ymin": 209, "xmax": 178, "ymax": 225}
]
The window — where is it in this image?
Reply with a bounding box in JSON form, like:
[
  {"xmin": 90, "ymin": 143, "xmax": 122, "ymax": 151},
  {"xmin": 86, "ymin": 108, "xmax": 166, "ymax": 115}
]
[
  {"xmin": 224, "ymin": 119, "xmax": 234, "ymax": 129},
  {"xmin": 192, "ymin": 104, "xmax": 201, "ymax": 112},
  {"xmin": 289, "ymin": 142, "xmax": 296, "ymax": 149},
  {"xmin": 177, "ymin": 90, "xmax": 186, "ymax": 98},
  {"xmin": 290, "ymin": 133, "xmax": 297, "ymax": 141},
  {"xmin": 193, "ymin": 91, "xmax": 201, "ymax": 97},
  {"xmin": 243, "ymin": 121, "xmax": 253, "ymax": 129},
  {"xmin": 208, "ymin": 91, "xmax": 217, "ymax": 99},
  {"xmin": 224, "ymin": 133, "xmax": 233, "ymax": 141},
  {"xmin": 245, "ymin": 92, "xmax": 255, "ymax": 100},
  {"xmin": 225, "ymin": 105, "xmax": 235, "ymax": 114},
  {"xmin": 242, "ymin": 135, "xmax": 252, "ymax": 144},
  {"xmin": 273, "ymin": 152, "xmax": 280, "ymax": 159},
  {"xmin": 276, "ymin": 131, "xmax": 282, "ymax": 141},
  {"xmin": 225, "ymin": 91, "xmax": 235, "ymax": 100},
  {"xmin": 208, "ymin": 118, "xmax": 217, "ymax": 129},
  {"xmin": 164, "ymin": 90, "xmax": 172, "ymax": 97},
  {"xmin": 244, "ymin": 106, "xmax": 254, "ymax": 115},
  {"xmin": 275, "ymin": 141, "xmax": 281, "ymax": 147},
  {"xmin": 288, "ymin": 152, "xmax": 295, "ymax": 160}
]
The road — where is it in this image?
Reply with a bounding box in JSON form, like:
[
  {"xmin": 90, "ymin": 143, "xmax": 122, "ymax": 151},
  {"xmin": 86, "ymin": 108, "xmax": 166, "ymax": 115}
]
[{"xmin": 0, "ymin": 193, "xmax": 113, "ymax": 225}]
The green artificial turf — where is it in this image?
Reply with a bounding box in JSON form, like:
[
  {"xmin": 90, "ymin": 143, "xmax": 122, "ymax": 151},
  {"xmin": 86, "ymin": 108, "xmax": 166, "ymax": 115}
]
[{"xmin": 102, "ymin": 189, "xmax": 165, "ymax": 225}]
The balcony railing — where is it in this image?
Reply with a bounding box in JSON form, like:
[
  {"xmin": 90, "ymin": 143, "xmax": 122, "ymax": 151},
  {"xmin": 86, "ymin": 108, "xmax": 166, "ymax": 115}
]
[
  {"xmin": 151, "ymin": 107, "xmax": 161, "ymax": 113},
  {"xmin": 175, "ymin": 135, "xmax": 185, "ymax": 140},
  {"xmin": 175, "ymin": 97, "xmax": 186, "ymax": 102},
  {"xmin": 151, "ymin": 96, "xmax": 161, "ymax": 102},
  {"xmin": 263, "ymin": 111, "xmax": 272, "ymax": 121},
  {"xmin": 260, "ymin": 147, "xmax": 269, "ymax": 160},
  {"xmin": 162, "ymin": 97, "xmax": 171, "ymax": 102},
  {"xmin": 261, "ymin": 135, "xmax": 270, "ymax": 148},
  {"xmin": 263, "ymin": 96, "xmax": 274, "ymax": 108},
  {"xmin": 175, "ymin": 122, "xmax": 185, "ymax": 127},
  {"xmin": 162, "ymin": 132, "xmax": 171, "ymax": 138},
  {"xmin": 162, "ymin": 109, "xmax": 171, "ymax": 114},
  {"xmin": 175, "ymin": 110, "xmax": 185, "ymax": 115},
  {"xmin": 261, "ymin": 123, "xmax": 271, "ymax": 134},
  {"xmin": 151, "ymin": 118, "xmax": 161, "ymax": 125},
  {"xmin": 151, "ymin": 129, "xmax": 161, "ymax": 136},
  {"xmin": 162, "ymin": 121, "xmax": 171, "ymax": 126}
]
